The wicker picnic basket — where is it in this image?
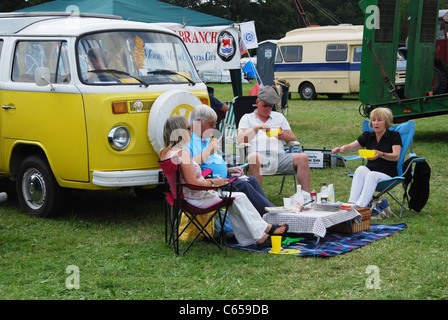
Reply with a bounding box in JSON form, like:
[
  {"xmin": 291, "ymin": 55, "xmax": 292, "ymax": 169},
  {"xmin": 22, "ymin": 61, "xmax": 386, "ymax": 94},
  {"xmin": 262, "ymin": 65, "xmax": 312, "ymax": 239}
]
[{"xmin": 329, "ymin": 207, "xmax": 371, "ymax": 233}]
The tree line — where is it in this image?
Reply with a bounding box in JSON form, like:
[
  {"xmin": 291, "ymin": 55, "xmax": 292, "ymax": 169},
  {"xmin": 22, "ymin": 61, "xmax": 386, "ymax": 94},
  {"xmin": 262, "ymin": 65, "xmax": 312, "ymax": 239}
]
[
  {"xmin": 3, "ymin": 0, "xmax": 448, "ymax": 43},
  {"xmin": 162, "ymin": 0, "xmax": 448, "ymax": 44}
]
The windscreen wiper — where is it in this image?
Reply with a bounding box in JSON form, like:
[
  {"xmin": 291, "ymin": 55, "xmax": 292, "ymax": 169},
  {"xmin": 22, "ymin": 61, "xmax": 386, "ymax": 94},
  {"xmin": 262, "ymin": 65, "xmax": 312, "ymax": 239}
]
[
  {"xmin": 90, "ymin": 69, "xmax": 149, "ymax": 87},
  {"xmin": 147, "ymin": 69, "xmax": 196, "ymax": 86}
]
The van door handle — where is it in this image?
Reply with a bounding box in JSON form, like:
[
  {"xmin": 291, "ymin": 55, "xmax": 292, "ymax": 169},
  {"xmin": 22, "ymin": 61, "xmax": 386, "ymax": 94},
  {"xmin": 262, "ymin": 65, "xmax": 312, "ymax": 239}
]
[{"xmin": 2, "ymin": 105, "xmax": 16, "ymax": 110}]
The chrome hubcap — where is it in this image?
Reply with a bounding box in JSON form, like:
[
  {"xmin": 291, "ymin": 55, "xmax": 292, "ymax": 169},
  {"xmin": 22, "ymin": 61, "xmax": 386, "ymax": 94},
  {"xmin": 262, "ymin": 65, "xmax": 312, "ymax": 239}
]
[
  {"xmin": 303, "ymin": 87, "xmax": 313, "ymax": 98},
  {"xmin": 22, "ymin": 168, "xmax": 46, "ymax": 210}
]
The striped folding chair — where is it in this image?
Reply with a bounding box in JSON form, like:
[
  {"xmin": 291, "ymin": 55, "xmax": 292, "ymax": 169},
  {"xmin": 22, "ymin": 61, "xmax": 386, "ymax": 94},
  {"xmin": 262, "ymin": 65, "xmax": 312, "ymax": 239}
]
[{"xmin": 219, "ymin": 100, "xmax": 241, "ymax": 167}]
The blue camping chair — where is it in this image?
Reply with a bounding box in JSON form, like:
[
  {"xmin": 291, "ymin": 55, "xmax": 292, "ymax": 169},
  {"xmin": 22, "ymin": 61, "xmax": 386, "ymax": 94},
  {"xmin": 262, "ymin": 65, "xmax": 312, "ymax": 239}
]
[{"xmin": 332, "ymin": 120, "xmax": 426, "ymax": 218}]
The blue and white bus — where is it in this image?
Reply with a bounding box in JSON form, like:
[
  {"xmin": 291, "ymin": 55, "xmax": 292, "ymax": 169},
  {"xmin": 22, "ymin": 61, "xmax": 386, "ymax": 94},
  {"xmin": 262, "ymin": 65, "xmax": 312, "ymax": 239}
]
[{"xmin": 274, "ymin": 25, "xmax": 405, "ymax": 100}]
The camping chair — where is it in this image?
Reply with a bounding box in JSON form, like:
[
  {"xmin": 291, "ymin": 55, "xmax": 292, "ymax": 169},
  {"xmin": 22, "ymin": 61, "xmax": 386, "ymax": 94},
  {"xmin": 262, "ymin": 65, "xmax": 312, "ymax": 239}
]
[
  {"xmin": 219, "ymin": 100, "xmax": 235, "ymax": 133},
  {"xmin": 331, "ymin": 120, "xmax": 427, "ymax": 218},
  {"xmin": 274, "ymin": 80, "xmax": 290, "ymax": 119},
  {"xmin": 158, "ymin": 157, "xmax": 236, "ymax": 255},
  {"xmin": 232, "ymin": 95, "xmax": 301, "ymax": 195},
  {"xmin": 219, "ymin": 100, "xmax": 240, "ymax": 167}
]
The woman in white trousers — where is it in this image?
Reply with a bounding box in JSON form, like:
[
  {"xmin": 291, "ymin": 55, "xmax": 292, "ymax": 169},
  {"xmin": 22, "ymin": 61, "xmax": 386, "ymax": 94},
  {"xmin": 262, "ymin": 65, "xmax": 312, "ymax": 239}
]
[{"xmin": 332, "ymin": 108, "xmax": 402, "ymax": 208}]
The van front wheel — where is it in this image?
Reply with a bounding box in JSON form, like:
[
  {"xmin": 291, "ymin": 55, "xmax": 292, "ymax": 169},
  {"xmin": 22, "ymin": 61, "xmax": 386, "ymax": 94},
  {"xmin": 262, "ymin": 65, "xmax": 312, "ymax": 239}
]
[
  {"xmin": 16, "ymin": 155, "xmax": 61, "ymax": 218},
  {"xmin": 299, "ymin": 83, "xmax": 316, "ymax": 100}
]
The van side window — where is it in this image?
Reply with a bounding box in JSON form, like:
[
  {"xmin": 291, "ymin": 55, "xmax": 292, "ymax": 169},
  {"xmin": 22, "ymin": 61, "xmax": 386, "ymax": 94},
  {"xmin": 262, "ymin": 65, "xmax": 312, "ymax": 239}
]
[
  {"xmin": 353, "ymin": 47, "xmax": 362, "ymax": 62},
  {"xmin": 280, "ymin": 45, "xmax": 303, "ymax": 62},
  {"xmin": 326, "ymin": 44, "xmax": 348, "ymax": 61},
  {"xmin": 0, "ymin": 40, "xmax": 2, "ymax": 74},
  {"xmin": 275, "ymin": 47, "xmax": 283, "ymax": 63},
  {"xmin": 437, "ymin": 20, "xmax": 446, "ymax": 39},
  {"xmin": 12, "ymin": 41, "xmax": 71, "ymax": 83}
]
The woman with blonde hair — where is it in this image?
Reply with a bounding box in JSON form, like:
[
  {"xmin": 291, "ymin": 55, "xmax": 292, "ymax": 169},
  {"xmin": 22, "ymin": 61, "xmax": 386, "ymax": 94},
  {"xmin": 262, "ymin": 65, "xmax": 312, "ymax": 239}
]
[
  {"xmin": 159, "ymin": 116, "xmax": 288, "ymax": 247},
  {"xmin": 331, "ymin": 108, "xmax": 402, "ymax": 207}
]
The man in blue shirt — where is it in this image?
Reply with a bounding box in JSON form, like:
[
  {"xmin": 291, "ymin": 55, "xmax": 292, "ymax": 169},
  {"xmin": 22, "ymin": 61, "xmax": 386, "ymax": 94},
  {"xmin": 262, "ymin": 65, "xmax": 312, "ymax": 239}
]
[{"xmin": 189, "ymin": 104, "xmax": 275, "ymax": 216}]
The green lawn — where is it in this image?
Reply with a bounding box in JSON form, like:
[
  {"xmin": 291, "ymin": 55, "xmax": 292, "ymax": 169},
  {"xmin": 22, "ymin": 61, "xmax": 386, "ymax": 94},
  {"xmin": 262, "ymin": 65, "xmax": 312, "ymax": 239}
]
[{"xmin": 0, "ymin": 83, "xmax": 447, "ymax": 301}]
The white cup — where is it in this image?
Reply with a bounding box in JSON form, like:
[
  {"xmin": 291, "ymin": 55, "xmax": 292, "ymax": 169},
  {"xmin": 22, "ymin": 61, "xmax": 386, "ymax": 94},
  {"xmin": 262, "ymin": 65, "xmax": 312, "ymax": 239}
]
[{"xmin": 283, "ymin": 198, "xmax": 291, "ymax": 210}]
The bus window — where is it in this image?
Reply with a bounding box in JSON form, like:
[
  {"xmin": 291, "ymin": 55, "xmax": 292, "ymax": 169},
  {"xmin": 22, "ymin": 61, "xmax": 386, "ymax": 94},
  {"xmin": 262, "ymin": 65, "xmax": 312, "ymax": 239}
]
[
  {"xmin": 275, "ymin": 46, "xmax": 283, "ymax": 63},
  {"xmin": 437, "ymin": 20, "xmax": 446, "ymax": 39},
  {"xmin": 55, "ymin": 42, "xmax": 71, "ymax": 83},
  {"xmin": 280, "ymin": 45, "xmax": 303, "ymax": 62},
  {"xmin": 326, "ymin": 43, "xmax": 348, "ymax": 61},
  {"xmin": 353, "ymin": 47, "xmax": 362, "ymax": 62},
  {"xmin": 13, "ymin": 41, "xmax": 70, "ymax": 83},
  {"xmin": 0, "ymin": 40, "xmax": 2, "ymax": 73}
]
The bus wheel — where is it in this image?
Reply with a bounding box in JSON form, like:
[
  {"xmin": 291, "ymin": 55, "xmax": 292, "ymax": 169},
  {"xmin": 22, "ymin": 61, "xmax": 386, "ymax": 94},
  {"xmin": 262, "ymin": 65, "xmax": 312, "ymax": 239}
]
[
  {"xmin": 299, "ymin": 83, "xmax": 316, "ymax": 100},
  {"xmin": 16, "ymin": 155, "xmax": 61, "ymax": 218}
]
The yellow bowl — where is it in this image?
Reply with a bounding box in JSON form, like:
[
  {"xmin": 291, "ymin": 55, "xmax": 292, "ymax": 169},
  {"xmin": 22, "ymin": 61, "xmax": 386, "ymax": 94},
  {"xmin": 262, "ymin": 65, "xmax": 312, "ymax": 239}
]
[
  {"xmin": 359, "ymin": 149, "xmax": 376, "ymax": 158},
  {"xmin": 266, "ymin": 128, "xmax": 282, "ymax": 137}
]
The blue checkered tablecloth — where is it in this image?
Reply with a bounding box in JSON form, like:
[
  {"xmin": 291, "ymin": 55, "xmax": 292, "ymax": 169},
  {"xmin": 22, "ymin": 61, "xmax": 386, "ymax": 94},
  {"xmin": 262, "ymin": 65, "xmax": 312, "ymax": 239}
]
[{"xmin": 263, "ymin": 209, "xmax": 362, "ymax": 238}]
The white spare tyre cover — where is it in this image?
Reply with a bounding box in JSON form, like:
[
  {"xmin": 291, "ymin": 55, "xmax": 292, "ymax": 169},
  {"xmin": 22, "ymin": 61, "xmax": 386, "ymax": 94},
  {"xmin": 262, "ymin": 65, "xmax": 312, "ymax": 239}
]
[{"xmin": 148, "ymin": 90, "xmax": 202, "ymax": 153}]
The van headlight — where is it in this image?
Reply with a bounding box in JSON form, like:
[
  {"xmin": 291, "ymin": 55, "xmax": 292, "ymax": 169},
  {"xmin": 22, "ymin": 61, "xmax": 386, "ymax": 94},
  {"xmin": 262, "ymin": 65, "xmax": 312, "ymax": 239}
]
[{"xmin": 108, "ymin": 126, "xmax": 130, "ymax": 150}]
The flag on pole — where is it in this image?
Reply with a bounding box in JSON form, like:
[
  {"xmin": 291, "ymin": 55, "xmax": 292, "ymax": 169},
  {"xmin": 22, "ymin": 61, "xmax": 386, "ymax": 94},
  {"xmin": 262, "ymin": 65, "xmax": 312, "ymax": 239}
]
[
  {"xmin": 239, "ymin": 21, "xmax": 258, "ymax": 50},
  {"xmin": 240, "ymin": 38, "xmax": 247, "ymax": 56},
  {"xmin": 249, "ymin": 83, "xmax": 260, "ymax": 96}
]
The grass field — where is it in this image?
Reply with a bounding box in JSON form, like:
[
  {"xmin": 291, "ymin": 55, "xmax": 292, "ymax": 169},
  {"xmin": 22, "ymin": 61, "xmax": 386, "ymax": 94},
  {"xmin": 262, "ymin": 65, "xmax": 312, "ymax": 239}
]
[{"xmin": 0, "ymin": 83, "xmax": 447, "ymax": 301}]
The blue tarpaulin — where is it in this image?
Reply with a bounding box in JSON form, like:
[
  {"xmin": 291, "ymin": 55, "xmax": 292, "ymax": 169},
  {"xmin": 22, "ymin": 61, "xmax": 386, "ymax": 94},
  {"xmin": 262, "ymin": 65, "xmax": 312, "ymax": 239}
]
[
  {"xmin": 225, "ymin": 223, "xmax": 408, "ymax": 257},
  {"xmin": 242, "ymin": 60, "xmax": 257, "ymax": 78}
]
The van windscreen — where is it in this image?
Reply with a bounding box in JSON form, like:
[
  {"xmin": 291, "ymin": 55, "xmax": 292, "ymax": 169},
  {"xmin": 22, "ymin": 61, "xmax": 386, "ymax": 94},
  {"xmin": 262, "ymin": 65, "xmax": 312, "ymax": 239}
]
[{"xmin": 77, "ymin": 31, "xmax": 200, "ymax": 85}]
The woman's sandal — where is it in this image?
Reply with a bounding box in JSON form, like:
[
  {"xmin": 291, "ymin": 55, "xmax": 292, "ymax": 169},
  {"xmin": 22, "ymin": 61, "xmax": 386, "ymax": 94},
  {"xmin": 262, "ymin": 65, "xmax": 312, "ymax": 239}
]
[
  {"xmin": 258, "ymin": 224, "xmax": 289, "ymax": 248},
  {"xmin": 267, "ymin": 223, "xmax": 289, "ymax": 236}
]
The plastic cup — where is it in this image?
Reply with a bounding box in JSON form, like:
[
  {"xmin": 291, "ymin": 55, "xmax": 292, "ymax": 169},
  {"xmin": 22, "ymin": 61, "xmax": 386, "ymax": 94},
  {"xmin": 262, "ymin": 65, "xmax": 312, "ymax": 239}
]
[
  {"xmin": 266, "ymin": 128, "xmax": 282, "ymax": 137},
  {"xmin": 283, "ymin": 198, "xmax": 291, "ymax": 210},
  {"xmin": 271, "ymin": 235, "xmax": 282, "ymax": 253}
]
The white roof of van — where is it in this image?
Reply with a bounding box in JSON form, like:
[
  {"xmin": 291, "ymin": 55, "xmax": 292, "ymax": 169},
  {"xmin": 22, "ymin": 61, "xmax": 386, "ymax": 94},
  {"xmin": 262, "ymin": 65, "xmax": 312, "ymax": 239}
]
[
  {"xmin": 279, "ymin": 25, "xmax": 363, "ymax": 44},
  {"xmin": 0, "ymin": 12, "xmax": 174, "ymax": 36}
]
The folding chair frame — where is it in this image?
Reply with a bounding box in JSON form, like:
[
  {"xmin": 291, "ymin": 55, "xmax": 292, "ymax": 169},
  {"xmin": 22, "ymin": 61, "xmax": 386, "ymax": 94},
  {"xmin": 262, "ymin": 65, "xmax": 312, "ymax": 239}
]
[
  {"xmin": 372, "ymin": 156, "xmax": 426, "ymax": 218},
  {"xmin": 166, "ymin": 195, "xmax": 229, "ymax": 255},
  {"xmin": 159, "ymin": 158, "xmax": 235, "ymax": 255}
]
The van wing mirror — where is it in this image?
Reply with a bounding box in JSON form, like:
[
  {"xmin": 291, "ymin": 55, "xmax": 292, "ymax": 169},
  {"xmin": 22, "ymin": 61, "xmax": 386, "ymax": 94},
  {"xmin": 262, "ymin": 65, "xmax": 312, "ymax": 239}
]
[{"xmin": 35, "ymin": 67, "xmax": 55, "ymax": 91}]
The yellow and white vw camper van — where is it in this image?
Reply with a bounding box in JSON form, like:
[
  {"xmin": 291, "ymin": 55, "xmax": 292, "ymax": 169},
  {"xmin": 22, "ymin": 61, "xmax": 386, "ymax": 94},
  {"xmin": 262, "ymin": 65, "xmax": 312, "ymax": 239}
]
[{"xmin": 0, "ymin": 12, "xmax": 209, "ymax": 217}]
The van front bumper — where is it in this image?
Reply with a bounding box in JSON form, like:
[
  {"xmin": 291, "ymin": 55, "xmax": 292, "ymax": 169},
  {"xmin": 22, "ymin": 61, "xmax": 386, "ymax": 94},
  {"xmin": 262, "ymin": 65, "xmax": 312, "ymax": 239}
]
[{"xmin": 92, "ymin": 170, "xmax": 165, "ymax": 187}]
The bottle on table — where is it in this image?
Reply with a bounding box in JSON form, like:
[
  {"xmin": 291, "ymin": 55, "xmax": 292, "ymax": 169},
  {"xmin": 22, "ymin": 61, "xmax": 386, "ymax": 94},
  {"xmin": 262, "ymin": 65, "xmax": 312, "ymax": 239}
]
[
  {"xmin": 291, "ymin": 185, "xmax": 304, "ymax": 211},
  {"xmin": 310, "ymin": 189, "xmax": 317, "ymax": 202},
  {"xmin": 321, "ymin": 183, "xmax": 329, "ymax": 203}
]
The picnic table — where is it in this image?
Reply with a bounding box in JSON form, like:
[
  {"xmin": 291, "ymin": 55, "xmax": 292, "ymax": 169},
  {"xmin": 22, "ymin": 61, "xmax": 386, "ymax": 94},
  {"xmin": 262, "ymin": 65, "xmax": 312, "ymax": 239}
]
[{"xmin": 263, "ymin": 209, "xmax": 362, "ymax": 241}]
